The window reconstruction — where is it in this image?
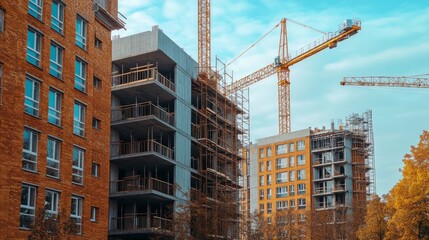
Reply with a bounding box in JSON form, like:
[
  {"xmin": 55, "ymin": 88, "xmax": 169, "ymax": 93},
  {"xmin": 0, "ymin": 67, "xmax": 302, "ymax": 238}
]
[
  {"xmin": 276, "ymin": 186, "xmax": 288, "ymax": 198},
  {"xmin": 28, "ymin": 0, "xmax": 42, "ymax": 20},
  {"xmin": 72, "ymin": 146, "xmax": 84, "ymax": 184},
  {"xmin": 259, "ymin": 148, "xmax": 264, "ymax": 158},
  {"xmin": 289, "ymin": 156, "xmax": 295, "ymax": 167},
  {"xmin": 22, "ymin": 128, "xmax": 38, "ymax": 171},
  {"xmin": 24, "ymin": 76, "xmax": 40, "ymax": 116},
  {"xmin": 90, "ymin": 206, "xmax": 99, "ymax": 222},
  {"xmin": 276, "ymin": 172, "xmax": 287, "ymax": 183},
  {"xmin": 266, "ymin": 174, "xmax": 272, "ymax": 185},
  {"xmin": 20, "ymin": 185, "xmax": 36, "ymax": 229},
  {"xmin": 276, "ymin": 157, "xmax": 287, "ymax": 169},
  {"xmin": 73, "ymin": 101, "xmax": 85, "ymax": 136},
  {"xmin": 71, "ymin": 196, "xmax": 83, "ymax": 234},
  {"xmin": 259, "ymin": 162, "xmax": 264, "ymax": 172},
  {"xmin": 48, "ymin": 89, "xmax": 62, "ymax": 126},
  {"xmin": 267, "ymin": 203, "xmax": 272, "ymax": 214},
  {"xmin": 267, "ymin": 188, "xmax": 272, "ymax": 199},
  {"xmin": 289, "ymin": 170, "xmax": 295, "ymax": 181},
  {"xmin": 276, "ymin": 200, "xmax": 288, "ymax": 210},
  {"xmin": 91, "ymin": 162, "xmax": 99, "ymax": 177},
  {"xmin": 275, "ymin": 144, "xmax": 287, "ymax": 155},
  {"xmin": 45, "ymin": 190, "xmax": 59, "ymax": 218},
  {"xmin": 75, "ymin": 58, "xmax": 86, "ymax": 92},
  {"xmin": 259, "ymin": 189, "xmax": 264, "ymax": 200},
  {"xmin": 266, "ymin": 161, "xmax": 271, "ymax": 171},
  {"xmin": 297, "ymin": 155, "xmax": 305, "ymax": 166},
  {"xmin": 298, "ymin": 169, "xmax": 306, "ymax": 180},
  {"xmin": 289, "ymin": 185, "xmax": 295, "ymax": 196},
  {"xmin": 266, "ymin": 147, "xmax": 272, "ymax": 157},
  {"xmin": 298, "ymin": 198, "xmax": 307, "ymax": 209},
  {"xmin": 51, "ymin": 0, "xmax": 64, "ymax": 34},
  {"xmin": 290, "ymin": 199, "xmax": 295, "ymax": 209},
  {"xmin": 46, "ymin": 137, "xmax": 60, "ymax": 178},
  {"xmin": 259, "ymin": 175, "xmax": 264, "ymax": 186},
  {"xmin": 289, "ymin": 142, "xmax": 295, "ymax": 153},
  {"xmin": 298, "ymin": 183, "xmax": 306, "ymax": 195},
  {"xmin": 297, "ymin": 140, "xmax": 305, "ymax": 151},
  {"xmin": 27, "ymin": 28, "xmax": 42, "ymax": 66},
  {"xmin": 76, "ymin": 16, "xmax": 87, "ymax": 49},
  {"xmin": 50, "ymin": 43, "xmax": 63, "ymax": 78}
]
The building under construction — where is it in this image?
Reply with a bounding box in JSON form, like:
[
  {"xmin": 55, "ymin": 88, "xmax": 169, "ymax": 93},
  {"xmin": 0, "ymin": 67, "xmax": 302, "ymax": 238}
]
[{"xmin": 108, "ymin": 26, "xmax": 249, "ymax": 239}]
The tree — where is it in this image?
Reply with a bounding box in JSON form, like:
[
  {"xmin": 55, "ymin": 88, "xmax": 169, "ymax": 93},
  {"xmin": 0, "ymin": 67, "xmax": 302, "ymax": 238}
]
[
  {"xmin": 28, "ymin": 208, "xmax": 78, "ymax": 240},
  {"xmin": 385, "ymin": 130, "xmax": 429, "ymax": 240},
  {"xmin": 356, "ymin": 194, "xmax": 388, "ymax": 240}
]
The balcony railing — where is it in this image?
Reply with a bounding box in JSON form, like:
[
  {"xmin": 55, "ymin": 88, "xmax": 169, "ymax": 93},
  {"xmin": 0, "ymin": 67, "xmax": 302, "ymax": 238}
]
[
  {"xmin": 112, "ymin": 66, "xmax": 175, "ymax": 92},
  {"xmin": 314, "ymin": 187, "xmax": 332, "ymax": 195},
  {"xmin": 111, "ymin": 139, "xmax": 174, "ymax": 160},
  {"xmin": 111, "ymin": 102, "xmax": 174, "ymax": 126},
  {"xmin": 110, "ymin": 176, "xmax": 174, "ymax": 195},
  {"xmin": 333, "ymin": 184, "xmax": 346, "ymax": 192},
  {"xmin": 110, "ymin": 214, "xmax": 172, "ymax": 232}
]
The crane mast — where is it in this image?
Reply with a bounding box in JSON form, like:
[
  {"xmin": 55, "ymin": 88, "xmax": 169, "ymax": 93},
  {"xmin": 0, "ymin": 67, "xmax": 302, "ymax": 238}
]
[
  {"xmin": 341, "ymin": 76, "xmax": 429, "ymax": 88},
  {"xmin": 198, "ymin": 0, "xmax": 211, "ymax": 78},
  {"xmin": 225, "ymin": 19, "xmax": 361, "ymax": 133}
]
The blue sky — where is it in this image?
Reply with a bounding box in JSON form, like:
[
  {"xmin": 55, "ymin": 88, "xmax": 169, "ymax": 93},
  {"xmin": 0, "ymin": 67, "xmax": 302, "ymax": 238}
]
[{"xmin": 114, "ymin": 0, "xmax": 429, "ymax": 196}]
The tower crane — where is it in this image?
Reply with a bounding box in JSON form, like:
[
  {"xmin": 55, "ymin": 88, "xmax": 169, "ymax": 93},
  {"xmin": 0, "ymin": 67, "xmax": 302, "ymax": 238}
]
[
  {"xmin": 224, "ymin": 18, "xmax": 361, "ymax": 133},
  {"xmin": 340, "ymin": 75, "xmax": 429, "ymax": 88},
  {"xmin": 198, "ymin": 0, "xmax": 214, "ymax": 85}
]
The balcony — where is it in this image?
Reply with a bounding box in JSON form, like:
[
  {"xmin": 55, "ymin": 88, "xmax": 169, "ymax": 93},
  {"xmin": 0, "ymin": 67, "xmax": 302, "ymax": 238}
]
[
  {"xmin": 110, "ymin": 214, "xmax": 173, "ymax": 236},
  {"xmin": 315, "ymin": 201, "xmax": 334, "ymax": 210},
  {"xmin": 111, "ymin": 140, "xmax": 175, "ymax": 165},
  {"xmin": 111, "ymin": 102, "xmax": 175, "ymax": 130},
  {"xmin": 93, "ymin": 0, "xmax": 125, "ymax": 30},
  {"xmin": 110, "ymin": 176, "xmax": 174, "ymax": 199},
  {"xmin": 314, "ymin": 187, "xmax": 332, "ymax": 196},
  {"xmin": 112, "ymin": 66, "xmax": 175, "ymax": 103},
  {"xmin": 333, "ymin": 171, "xmax": 346, "ymax": 178},
  {"xmin": 332, "ymin": 184, "xmax": 347, "ymax": 193},
  {"xmin": 313, "ymin": 159, "xmax": 333, "ymax": 167}
]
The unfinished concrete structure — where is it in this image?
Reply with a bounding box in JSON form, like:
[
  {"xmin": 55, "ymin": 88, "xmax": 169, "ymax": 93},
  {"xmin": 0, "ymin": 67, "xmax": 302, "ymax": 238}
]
[{"xmin": 108, "ymin": 26, "xmax": 248, "ymax": 239}]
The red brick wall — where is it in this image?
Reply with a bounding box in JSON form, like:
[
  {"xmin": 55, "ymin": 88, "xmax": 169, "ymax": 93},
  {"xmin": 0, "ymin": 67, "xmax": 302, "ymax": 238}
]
[{"xmin": 0, "ymin": 0, "xmax": 116, "ymax": 239}]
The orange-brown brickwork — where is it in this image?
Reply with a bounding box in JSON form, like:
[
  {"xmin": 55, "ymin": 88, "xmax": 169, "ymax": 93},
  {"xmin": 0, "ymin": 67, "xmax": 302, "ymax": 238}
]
[{"xmin": 0, "ymin": 0, "xmax": 121, "ymax": 239}]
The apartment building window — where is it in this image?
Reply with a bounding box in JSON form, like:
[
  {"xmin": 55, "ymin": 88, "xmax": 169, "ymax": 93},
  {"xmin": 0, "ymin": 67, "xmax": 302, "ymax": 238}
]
[
  {"xmin": 289, "ymin": 156, "xmax": 295, "ymax": 167},
  {"xmin": 94, "ymin": 37, "xmax": 102, "ymax": 49},
  {"xmin": 276, "ymin": 186, "xmax": 288, "ymax": 198},
  {"xmin": 267, "ymin": 188, "xmax": 272, "ymax": 199},
  {"xmin": 90, "ymin": 206, "xmax": 99, "ymax": 222},
  {"xmin": 267, "ymin": 174, "xmax": 272, "ymax": 185},
  {"xmin": 290, "ymin": 185, "xmax": 295, "ymax": 196},
  {"xmin": 276, "ymin": 172, "xmax": 287, "ymax": 183},
  {"xmin": 48, "ymin": 89, "xmax": 62, "ymax": 125},
  {"xmin": 259, "ymin": 148, "xmax": 264, "ymax": 158},
  {"xmin": 297, "ymin": 155, "xmax": 305, "ymax": 166},
  {"xmin": 297, "ymin": 140, "xmax": 305, "ymax": 151},
  {"xmin": 0, "ymin": 8, "xmax": 4, "ymax": 32},
  {"xmin": 28, "ymin": 0, "xmax": 43, "ymax": 20},
  {"xmin": 289, "ymin": 170, "xmax": 295, "ymax": 181},
  {"xmin": 259, "ymin": 203, "xmax": 264, "ymax": 213},
  {"xmin": 72, "ymin": 146, "xmax": 84, "ymax": 184},
  {"xmin": 92, "ymin": 118, "xmax": 101, "ymax": 129},
  {"xmin": 20, "ymin": 184, "xmax": 37, "ymax": 229},
  {"xmin": 91, "ymin": 162, "xmax": 99, "ymax": 177},
  {"xmin": 290, "ymin": 200, "xmax": 295, "ymax": 209},
  {"xmin": 27, "ymin": 28, "xmax": 42, "ymax": 66},
  {"xmin": 51, "ymin": 0, "xmax": 64, "ymax": 34},
  {"xmin": 289, "ymin": 142, "xmax": 295, "ymax": 153},
  {"xmin": 298, "ymin": 213, "xmax": 306, "ymax": 222},
  {"xmin": 259, "ymin": 162, "xmax": 264, "ymax": 172},
  {"xmin": 75, "ymin": 58, "xmax": 87, "ymax": 92},
  {"xmin": 71, "ymin": 196, "xmax": 83, "ymax": 234},
  {"xmin": 266, "ymin": 161, "xmax": 271, "ymax": 171},
  {"xmin": 275, "ymin": 144, "xmax": 287, "ymax": 154},
  {"xmin": 24, "ymin": 76, "xmax": 40, "ymax": 116},
  {"xmin": 276, "ymin": 200, "xmax": 288, "ymax": 210},
  {"xmin": 76, "ymin": 16, "xmax": 87, "ymax": 49},
  {"xmin": 93, "ymin": 76, "xmax": 102, "ymax": 89},
  {"xmin": 73, "ymin": 101, "xmax": 85, "ymax": 136},
  {"xmin": 259, "ymin": 175, "xmax": 264, "ymax": 186},
  {"xmin": 298, "ymin": 169, "xmax": 306, "ymax": 180},
  {"xmin": 276, "ymin": 158, "xmax": 287, "ymax": 169},
  {"xmin": 22, "ymin": 128, "xmax": 38, "ymax": 171},
  {"xmin": 298, "ymin": 183, "xmax": 306, "ymax": 195},
  {"xmin": 259, "ymin": 190, "xmax": 264, "ymax": 200},
  {"xmin": 46, "ymin": 137, "xmax": 60, "ymax": 178},
  {"xmin": 45, "ymin": 190, "xmax": 59, "ymax": 218},
  {"xmin": 298, "ymin": 199, "xmax": 306, "ymax": 209},
  {"xmin": 267, "ymin": 203, "xmax": 272, "ymax": 214},
  {"xmin": 266, "ymin": 147, "xmax": 272, "ymax": 157},
  {"xmin": 49, "ymin": 43, "xmax": 63, "ymax": 78},
  {"xmin": 267, "ymin": 217, "xmax": 272, "ymax": 225}
]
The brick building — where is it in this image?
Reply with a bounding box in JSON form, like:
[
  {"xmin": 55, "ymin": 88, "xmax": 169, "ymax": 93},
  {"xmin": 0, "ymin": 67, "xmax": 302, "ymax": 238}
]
[{"xmin": 0, "ymin": 0, "xmax": 123, "ymax": 239}]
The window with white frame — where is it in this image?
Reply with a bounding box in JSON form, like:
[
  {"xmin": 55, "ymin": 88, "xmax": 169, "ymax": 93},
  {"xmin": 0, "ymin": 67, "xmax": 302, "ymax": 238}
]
[
  {"xmin": 91, "ymin": 162, "xmax": 99, "ymax": 177},
  {"xmin": 275, "ymin": 144, "xmax": 287, "ymax": 154},
  {"xmin": 276, "ymin": 157, "xmax": 287, "ymax": 169},
  {"xmin": 28, "ymin": 0, "xmax": 43, "ymax": 20},
  {"xmin": 266, "ymin": 147, "xmax": 272, "ymax": 157},
  {"xmin": 46, "ymin": 137, "xmax": 60, "ymax": 178},
  {"xmin": 75, "ymin": 16, "xmax": 87, "ymax": 49},
  {"xmin": 276, "ymin": 200, "xmax": 288, "ymax": 210},
  {"xmin": 266, "ymin": 160, "xmax": 271, "ymax": 171},
  {"xmin": 297, "ymin": 140, "xmax": 305, "ymax": 151},
  {"xmin": 72, "ymin": 146, "xmax": 84, "ymax": 184},
  {"xmin": 259, "ymin": 175, "xmax": 264, "ymax": 186},
  {"xmin": 297, "ymin": 155, "xmax": 305, "ymax": 166},
  {"xmin": 26, "ymin": 28, "xmax": 42, "ymax": 66},
  {"xmin": 298, "ymin": 198, "xmax": 306, "ymax": 209},
  {"xmin": 267, "ymin": 174, "xmax": 272, "ymax": 185},
  {"xmin": 298, "ymin": 183, "xmax": 306, "ymax": 195},
  {"xmin": 289, "ymin": 185, "xmax": 295, "ymax": 196},
  {"xmin": 90, "ymin": 206, "xmax": 98, "ymax": 222},
  {"xmin": 290, "ymin": 199, "xmax": 295, "ymax": 209},
  {"xmin": 50, "ymin": 42, "xmax": 63, "ymax": 78},
  {"xmin": 298, "ymin": 213, "xmax": 306, "ymax": 222},
  {"xmin": 267, "ymin": 202, "xmax": 272, "ymax": 214},
  {"xmin": 289, "ymin": 170, "xmax": 295, "ymax": 181},
  {"xmin": 71, "ymin": 196, "xmax": 83, "ymax": 234},
  {"xmin": 75, "ymin": 58, "xmax": 87, "ymax": 92},
  {"xmin": 289, "ymin": 156, "xmax": 295, "ymax": 167},
  {"xmin": 51, "ymin": 0, "xmax": 64, "ymax": 34},
  {"xmin": 0, "ymin": 8, "xmax": 4, "ymax": 32},
  {"xmin": 259, "ymin": 189, "xmax": 264, "ymax": 200},
  {"xmin": 276, "ymin": 186, "xmax": 288, "ymax": 198},
  {"xmin": 73, "ymin": 101, "xmax": 85, "ymax": 136},
  {"xmin": 259, "ymin": 148, "xmax": 264, "ymax": 158},
  {"xmin": 276, "ymin": 172, "xmax": 287, "ymax": 183},
  {"xmin": 298, "ymin": 169, "xmax": 306, "ymax": 180},
  {"xmin": 24, "ymin": 76, "xmax": 40, "ymax": 116},
  {"xmin": 267, "ymin": 217, "xmax": 272, "ymax": 225},
  {"xmin": 20, "ymin": 185, "xmax": 37, "ymax": 229},
  {"xmin": 259, "ymin": 203, "xmax": 264, "ymax": 213},
  {"xmin": 45, "ymin": 190, "xmax": 59, "ymax": 218},
  {"xmin": 48, "ymin": 89, "xmax": 62, "ymax": 126},
  {"xmin": 22, "ymin": 128, "xmax": 38, "ymax": 171},
  {"xmin": 259, "ymin": 162, "xmax": 264, "ymax": 172},
  {"xmin": 267, "ymin": 188, "xmax": 272, "ymax": 199},
  {"xmin": 289, "ymin": 142, "xmax": 295, "ymax": 153}
]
